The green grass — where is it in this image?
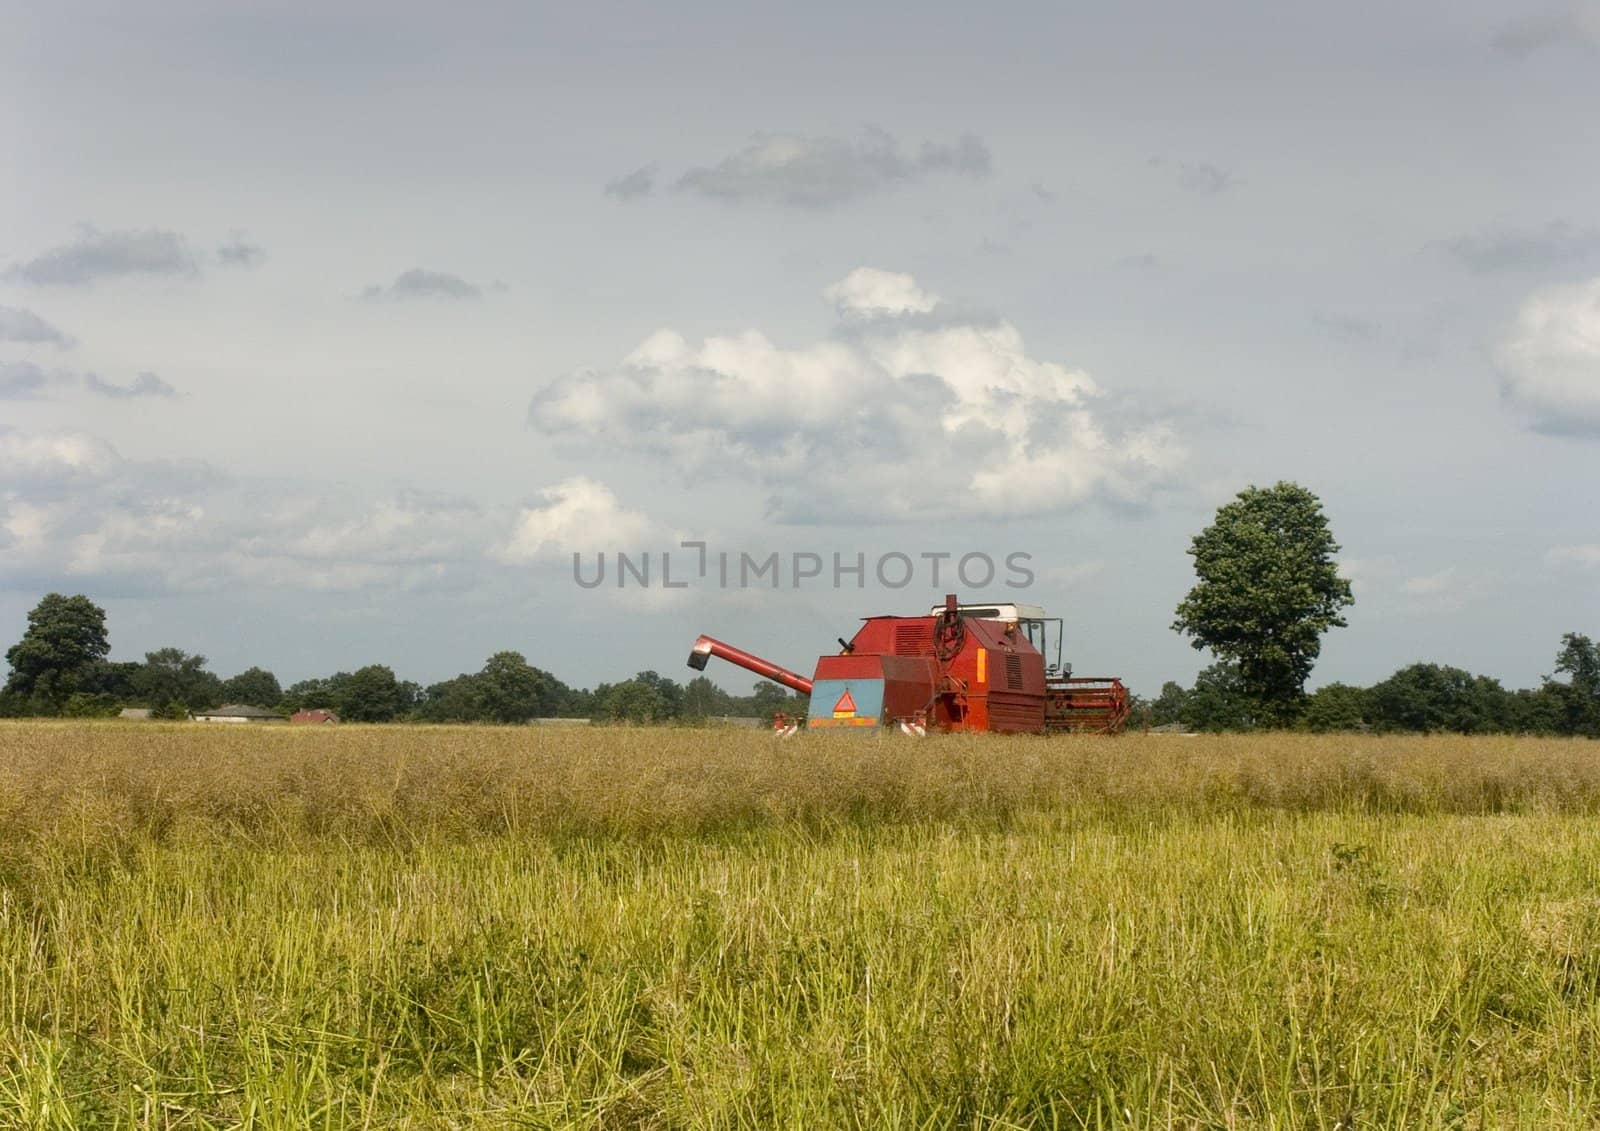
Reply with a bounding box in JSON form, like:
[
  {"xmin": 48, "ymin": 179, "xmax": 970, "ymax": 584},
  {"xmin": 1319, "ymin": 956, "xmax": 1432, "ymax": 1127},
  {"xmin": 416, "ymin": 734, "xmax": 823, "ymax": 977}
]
[{"xmin": 3, "ymin": 723, "xmax": 1600, "ymax": 1127}]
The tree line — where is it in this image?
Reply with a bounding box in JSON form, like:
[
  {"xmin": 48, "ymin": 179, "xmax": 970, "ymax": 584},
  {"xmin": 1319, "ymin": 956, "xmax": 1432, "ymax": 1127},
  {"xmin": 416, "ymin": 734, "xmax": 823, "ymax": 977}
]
[
  {"xmin": 0, "ymin": 594, "xmax": 807, "ymax": 724},
  {"xmin": 1, "ymin": 482, "xmax": 1594, "ymax": 734},
  {"xmin": 1135, "ymin": 637, "xmax": 1600, "ymax": 736}
]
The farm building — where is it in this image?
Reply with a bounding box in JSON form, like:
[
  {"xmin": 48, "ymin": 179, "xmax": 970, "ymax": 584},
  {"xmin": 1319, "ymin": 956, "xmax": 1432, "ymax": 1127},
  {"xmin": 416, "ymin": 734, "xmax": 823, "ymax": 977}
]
[
  {"xmin": 194, "ymin": 704, "xmax": 283, "ymax": 724},
  {"xmin": 290, "ymin": 709, "xmax": 340, "ymax": 725},
  {"xmin": 117, "ymin": 708, "xmax": 152, "ymax": 720}
]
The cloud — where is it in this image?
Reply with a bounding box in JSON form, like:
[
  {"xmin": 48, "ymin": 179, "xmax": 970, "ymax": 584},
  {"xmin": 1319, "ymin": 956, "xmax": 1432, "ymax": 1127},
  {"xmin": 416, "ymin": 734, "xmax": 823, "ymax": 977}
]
[
  {"xmin": 1547, "ymin": 544, "xmax": 1600, "ymax": 568},
  {"xmin": 1399, "ymin": 567, "xmax": 1484, "ymax": 612},
  {"xmin": 0, "ymin": 364, "xmax": 179, "ymax": 402},
  {"xmin": 216, "ymin": 234, "xmax": 266, "ymax": 268},
  {"xmin": 604, "ymin": 165, "xmax": 656, "ymax": 200},
  {"xmin": 1400, "ymin": 569, "xmax": 1455, "ymax": 597},
  {"xmin": 1337, "ymin": 556, "xmax": 1395, "ymax": 597},
  {"xmin": 9, "ymin": 225, "xmax": 198, "ymax": 286},
  {"xmin": 1043, "ymin": 560, "xmax": 1106, "ymax": 589},
  {"xmin": 0, "ymin": 428, "xmax": 164, "ymax": 498},
  {"xmin": 0, "ymin": 362, "xmax": 51, "ymax": 400},
  {"xmin": 822, "ymin": 267, "xmax": 939, "ymax": 319},
  {"xmin": 361, "ymin": 268, "xmax": 485, "ymax": 301},
  {"xmin": 84, "ymin": 371, "xmax": 179, "ymax": 399},
  {"xmin": 1442, "ymin": 221, "xmax": 1600, "ymax": 273},
  {"xmin": 226, "ymin": 494, "xmax": 487, "ymax": 591},
  {"xmin": 676, "ymin": 129, "xmax": 991, "ymax": 208},
  {"xmin": 1150, "ymin": 157, "xmax": 1234, "ymax": 195},
  {"xmin": 1178, "ymin": 161, "xmax": 1233, "ymax": 195},
  {"xmin": 527, "ymin": 269, "xmax": 1183, "ymax": 523},
  {"xmin": 1496, "ymin": 276, "xmax": 1600, "ymax": 436},
  {"xmin": 0, "ymin": 426, "xmax": 488, "ymax": 595},
  {"xmin": 1491, "ymin": 9, "xmax": 1599, "ymax": 57},
  {"xmin": 494, "ymin": 477, "xmax": 662, "ymax": 562},
  {"xmin": 0, "ymin": 306, "xmax": 74, "ymax": 347}
]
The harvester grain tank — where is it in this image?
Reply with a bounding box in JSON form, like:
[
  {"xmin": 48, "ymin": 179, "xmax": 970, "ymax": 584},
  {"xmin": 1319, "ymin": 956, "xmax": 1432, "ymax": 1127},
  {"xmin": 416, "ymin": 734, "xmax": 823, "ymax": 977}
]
[{"xmin": 686, "ymin": 594, "xmax": 1129, "ymax": 734}]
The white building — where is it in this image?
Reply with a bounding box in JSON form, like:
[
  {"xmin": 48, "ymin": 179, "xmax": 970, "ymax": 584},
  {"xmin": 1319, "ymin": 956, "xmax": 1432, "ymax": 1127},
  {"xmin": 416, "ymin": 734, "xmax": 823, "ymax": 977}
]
[{"xmin": 193, "ymin": 704, "xmax": 283, "ymax": 723}]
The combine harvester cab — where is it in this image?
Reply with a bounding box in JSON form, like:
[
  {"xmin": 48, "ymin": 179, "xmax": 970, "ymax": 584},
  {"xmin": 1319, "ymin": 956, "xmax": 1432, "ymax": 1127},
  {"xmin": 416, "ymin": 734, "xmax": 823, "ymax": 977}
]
[{"xmin": 687, "ymin": 594, "xmax": 1128, "ymax": 735}]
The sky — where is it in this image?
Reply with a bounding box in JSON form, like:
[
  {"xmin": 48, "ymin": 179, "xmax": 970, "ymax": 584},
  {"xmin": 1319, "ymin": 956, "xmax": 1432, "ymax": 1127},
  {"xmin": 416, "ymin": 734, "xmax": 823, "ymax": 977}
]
[{"xmin": 2, "ymin": 0, "xmax": 1598, "ymax": 697}]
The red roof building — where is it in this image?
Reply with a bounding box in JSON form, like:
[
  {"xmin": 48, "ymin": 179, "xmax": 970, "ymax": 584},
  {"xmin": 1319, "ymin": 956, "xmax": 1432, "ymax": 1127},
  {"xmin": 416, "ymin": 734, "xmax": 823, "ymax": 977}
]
[{"xmin": 290, "ymin": 709, "xmax": 340, "ymax": 725}]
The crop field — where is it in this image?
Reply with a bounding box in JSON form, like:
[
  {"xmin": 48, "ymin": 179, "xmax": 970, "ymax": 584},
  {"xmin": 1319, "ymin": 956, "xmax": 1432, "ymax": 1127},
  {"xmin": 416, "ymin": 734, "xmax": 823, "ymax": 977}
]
[{"xmin": 3, "ymin": 724, "xmax": 1600, "ymax": 1128}]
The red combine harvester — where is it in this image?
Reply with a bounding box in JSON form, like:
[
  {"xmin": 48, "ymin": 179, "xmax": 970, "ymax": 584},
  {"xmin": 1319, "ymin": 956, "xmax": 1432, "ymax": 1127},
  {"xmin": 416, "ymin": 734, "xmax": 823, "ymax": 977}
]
[{"xmin": 687, "ymin": 594, "xmax": 1129, "ymax": 735}]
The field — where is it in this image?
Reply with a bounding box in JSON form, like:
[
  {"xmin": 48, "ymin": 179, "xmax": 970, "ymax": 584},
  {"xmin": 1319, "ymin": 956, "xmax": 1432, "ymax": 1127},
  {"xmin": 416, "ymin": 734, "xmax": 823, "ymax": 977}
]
[{"xmin": 4, "ymin": 724, "xmax": 1600, "ymax": 1128}]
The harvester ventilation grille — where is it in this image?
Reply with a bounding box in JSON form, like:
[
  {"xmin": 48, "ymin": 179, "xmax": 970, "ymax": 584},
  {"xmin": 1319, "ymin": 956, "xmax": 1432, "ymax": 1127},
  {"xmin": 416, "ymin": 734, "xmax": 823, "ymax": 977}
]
[
  {"xmin": 1005, "ymin": 653, "xmax": 1023, "ymax": 690},
  {"xmin": 893, "ymin": 623, "xmax": 934, "ymax": 655}
]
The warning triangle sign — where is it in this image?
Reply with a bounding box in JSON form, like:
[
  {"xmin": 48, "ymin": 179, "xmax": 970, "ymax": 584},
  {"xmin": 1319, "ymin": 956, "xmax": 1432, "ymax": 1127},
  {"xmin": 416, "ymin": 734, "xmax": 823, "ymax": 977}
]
[{"xmin": 832, "ymin": 689, "xmax": 857, "ymax": 717}]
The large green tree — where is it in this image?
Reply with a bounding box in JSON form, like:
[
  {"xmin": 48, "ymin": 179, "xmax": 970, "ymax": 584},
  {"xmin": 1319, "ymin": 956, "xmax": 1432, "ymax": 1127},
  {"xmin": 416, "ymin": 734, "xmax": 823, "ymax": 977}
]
[
  {"xmin": 2, "ymin": 593, "xmax": 111, "ymax": 714},
  {"xmin": 476, "ymin": 651, "xmax": 553, "ymax": 723},
  {"xmin": 1172, "ymin": 483, "xmax": 1353, "ymax": 726},
  {"xmin": 1367, "ymin": 663, "xmax": 1512, "ymax": 734},
  {"xmin": 418, "ymin": 674, "xmax": 484, "ymax": 723},
  {"xmin": 135, "ymin": 648, "xmax": 224, "ymax": 712},
  {"xmin": 220, "ymin": 666, "xmax": 283, "ymax": 708},
  {"xmin": 336, "ymin": 664, "xmax": 413, "ymax": 722}
]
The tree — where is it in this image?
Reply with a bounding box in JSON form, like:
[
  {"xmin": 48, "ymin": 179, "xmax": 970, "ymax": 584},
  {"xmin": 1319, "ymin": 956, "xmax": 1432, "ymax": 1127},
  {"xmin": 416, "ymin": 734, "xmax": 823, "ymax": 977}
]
[
  {"xmin": 1180, "ymin": 662, "xmax": 1255, "ymax": 732},
  {"xmin": 1172, "ymin": 483, "xmax": 1353, "ymax": 726},
  {"xmin": 681, "ymin": 675, "xmax": 732, "ymax": 719},
  {"xmin": 630, "ymin": 671, "xmax": 684, "ymax": 719},
  {"xmin": 418, "ymin": 674, "xmax": 484, "ymax": 723},
  {"xmin": 337, "ymin": 665, "xmax": 410, "ymax": 722},
  {"xmin": 595, "ymin": 679, "xmax": 669, "ymax": 724},
  {"xmin": 1300, "ymin": 683, "xmax": 1369, "ymax": 732},
  {"xmin": 1367, "ymin": 663, "xmax": 1511, "ymax": 734},
  {"xmin": 221, "ymin": 666, "xmax": 283, "ymax": 708},
  {"xmin": 135, "ymin": 648, "xmax": 223, "ymax": 712},
  {"xmin": 3, "ymin": 593, "xmax": 111, "ymax": 714},
  {"xmin": 1508, "ymin": 686, "xmax": 1564, "ymax": 735},
  {"xmin": 283, "ymin": 678, "xmax": 336, "ymax": 712},
  {"xmin": 62, "ymin": 692, "xmax": 121, "ymax": 718},
  {"xmin": 475, "ymin": 651, "xmax": 548, "ymax": 723},
  {"xmin": 747, "ymin": 681, "xmax": 807, "ymax": 719},
  {"xmin": 1149, "ymin": 681, "xmax": 1188, "ymax": 727},
  {"xmin": 83, "ymin": 660, "xmax": 142, "ymax": 701},
  {"xmin": 1546, "ymin": 633, "xmax": 1600, "ymax": 737},
  {"xmin": 564, "ymin": 686, "xmax": 597, "ymax": 718}
]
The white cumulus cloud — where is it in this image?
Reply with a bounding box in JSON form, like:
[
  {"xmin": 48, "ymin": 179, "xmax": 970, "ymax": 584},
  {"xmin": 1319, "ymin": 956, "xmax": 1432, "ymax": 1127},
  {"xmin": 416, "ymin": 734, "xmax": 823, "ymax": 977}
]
[
  {"xmin": 495, "ymin": 477, "xmax": 661, "ymax": 562},
  {"xmin": 1497, "ymin": 276, "xmax": 1600, "ymax": 436},
  {"xmin": 823, "ymin": 267, "xmax": 939, "ymax": 318},
  {"xmin": 527, "ymin": 270, "xmax": 1183, "ymax": 522}
]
